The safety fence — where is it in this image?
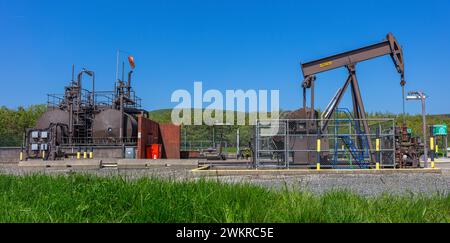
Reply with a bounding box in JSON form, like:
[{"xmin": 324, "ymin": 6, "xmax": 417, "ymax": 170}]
[{"xmin": 255, "ymin": 117, "xmax": 396, "ymax": 169}]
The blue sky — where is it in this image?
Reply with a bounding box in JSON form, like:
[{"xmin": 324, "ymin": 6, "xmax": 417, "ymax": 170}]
[{"xmin": 1, "ymin": 0, "xmax": 449, "ymax": 114}]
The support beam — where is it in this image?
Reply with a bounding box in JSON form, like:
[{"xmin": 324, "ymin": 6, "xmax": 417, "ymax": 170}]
[
  {"xmin": 301, "ymin": 33, "xmax": 404, "ymax": 78},
  {"xmin": 348, "ymin": 65, "xmax": 376, "ymax": 164},
  {"xmin": 321, "ymin": 75, "xmax": 352, "ymax": 132}
]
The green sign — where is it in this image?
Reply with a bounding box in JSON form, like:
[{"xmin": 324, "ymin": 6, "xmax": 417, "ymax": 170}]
[
  {"xmin": 432, "ymin": 125, "xmax": 447, "ymax": 136},
  {"xmin": 407, "ymin": 128, "xmax": 412, "ymax": 134}
]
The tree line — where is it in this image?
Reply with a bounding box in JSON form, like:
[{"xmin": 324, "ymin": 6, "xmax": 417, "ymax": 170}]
[{"xmin": 0, "ymin": 106, "xmax": 448, "ymax": 149}]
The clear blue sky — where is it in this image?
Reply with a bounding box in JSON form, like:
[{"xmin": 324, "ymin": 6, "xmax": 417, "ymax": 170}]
[{"xmin": 1, "ymin": 0, "xmax": 449, "ymax": 114}]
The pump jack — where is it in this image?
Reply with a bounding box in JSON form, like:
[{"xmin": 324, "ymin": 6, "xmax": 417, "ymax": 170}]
[{"xmin": 300, "ymin": 33, "xmax": 405, "ymax": 164}]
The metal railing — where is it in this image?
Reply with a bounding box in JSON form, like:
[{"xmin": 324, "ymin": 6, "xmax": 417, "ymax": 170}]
[{"xmin": 61, "ymin": 137, "xmax": 137, "ymax": 146}]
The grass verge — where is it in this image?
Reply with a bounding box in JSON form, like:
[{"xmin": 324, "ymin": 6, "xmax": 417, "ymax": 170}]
[{"xmin": 0, "ymin": 174, "xmax": 448, "ymax": 222}]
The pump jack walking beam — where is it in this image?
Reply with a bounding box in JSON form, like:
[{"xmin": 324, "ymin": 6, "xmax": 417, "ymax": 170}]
[{"xmin": 300, "ymin": 33, "xmax": 405, "ymax": 164}]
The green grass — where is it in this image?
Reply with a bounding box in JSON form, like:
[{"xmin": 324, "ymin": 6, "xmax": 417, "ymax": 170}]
[{"xmin": 0, "ymin": 174, "xmax": 449, "ymax": 223}]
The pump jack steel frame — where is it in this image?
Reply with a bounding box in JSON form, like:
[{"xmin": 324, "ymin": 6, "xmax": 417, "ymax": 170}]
[{"xmin": 300, "ymin": 33, "xmax": 405, "ymax": 164}]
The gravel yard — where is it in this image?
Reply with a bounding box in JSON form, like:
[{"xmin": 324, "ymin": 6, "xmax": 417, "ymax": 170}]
[{"xmin": 1, "ymin": 162, "xmax": 449, "ymax": 197}]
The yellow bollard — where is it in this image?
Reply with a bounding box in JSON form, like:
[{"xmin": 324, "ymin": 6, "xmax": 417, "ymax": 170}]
[
  {"xmin": 89, "ymin": 152, "xmax": 93, "ymax": 159},
  {"xmin": 376, "ymin": 162, "xmax": 380, "ymax": 170},
  {"xmin": 431, "ymin": 161, "xmax": 435, "ymax": 168},
  {"xmin": 19, "ymin": 152, "xmax": 23, "ymax": 161},
  {"xmin": 316, "ymin": 139, "xmax": 321, "ymax": 171},
  {"xmin": 83, "ymin": 152, "xmax": 87, "ymax": 159},
  {"xmin": 77, "ymin": 152, "xmax": 80, "ymax": 159},
  {"xmin": 42, "ymin": 150, "xmax": 45, "ymax": 159}
]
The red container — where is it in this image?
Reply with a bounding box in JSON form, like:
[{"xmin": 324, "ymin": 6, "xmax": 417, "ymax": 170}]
[{"xmin": 146, "ymin": 144, "xmax": 161, "ymax": 159}]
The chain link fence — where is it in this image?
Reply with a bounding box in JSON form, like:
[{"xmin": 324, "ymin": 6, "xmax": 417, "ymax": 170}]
[{"xmin": 255, "ymin": 118, "xmax": 395, "ymax": 169}]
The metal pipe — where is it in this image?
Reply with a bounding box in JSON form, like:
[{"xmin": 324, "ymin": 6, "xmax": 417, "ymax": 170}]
[
  {"xmin": 115, "ymin": 50, "xmax": 119, "ymax": 93},
  {"xmin": 127, "ymin": 70, "xmax": 133, "ymax": 97},
  {"xmin": 92, "ymin": 72, "xmax": 95, "ymax": 105},
  {"xmin": 122, "ymin": 62, "xmax": 125, "ymax": 85},
  {"xmin": 310, "ymin": 78, "xmax": 314, "ymax": 120},
  {"xmin": 302, "ymin": 87, "xmax": 306, "ymax": 110},
  {"xmin": 421, "ymin": 92, "xmax": 428, "ymax": 168},
  {"xmin": 71, "ymin": 64, "xmax": 75, "ymax": 83}
]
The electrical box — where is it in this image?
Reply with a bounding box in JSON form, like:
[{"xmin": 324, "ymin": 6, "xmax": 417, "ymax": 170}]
[
  {"xmin": 31, "ymin": 131, "xmax": 39, "ymax": 139},
  {"xmin": 40, "ymin": 143, "xmax": 48, "ymax": 151},
  {"xmin": 31, "ymin": 144, "xmax": 39, "ymax": 151},
  {"xmin": 125, "ymin": 147, "xmax": 135, "ymax": 159},
  {"xmin": 41, "ymin": 131, "xmax": 48, "ymax": 139}
]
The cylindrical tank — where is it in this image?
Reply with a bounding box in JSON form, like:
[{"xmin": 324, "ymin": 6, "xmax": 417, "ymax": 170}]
[
  {"xmin": 34, "ymin": 109, "xmax": 70, "ymax": 145},
  {"xmin": 92, "ymin": 108, "xmax": 137, "ymax": 138},
  {"xmin": 35, "ymin": 109, "xmax": 70, "ymax": 129}
]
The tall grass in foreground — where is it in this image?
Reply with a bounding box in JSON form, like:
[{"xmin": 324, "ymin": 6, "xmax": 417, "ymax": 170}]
[{"xmin": 0, "ymin": 174, "xmax": 448, "ymax": 223}]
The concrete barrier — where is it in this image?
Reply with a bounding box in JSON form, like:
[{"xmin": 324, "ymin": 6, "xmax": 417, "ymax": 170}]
[
  {"xmin": 18, "ymin": 159, "xmax": 102, "ymax": 169},
  {"xmin": 117, "ymin": 159, "xmax": 198, "ymax": 169},
  {"xmin": 0, "ymin": 147, "xmax": 21, "ymax": 164}
]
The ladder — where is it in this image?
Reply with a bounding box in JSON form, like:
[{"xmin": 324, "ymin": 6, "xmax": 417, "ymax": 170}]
[{"xmin": 333, "ymin": 108, "xmax": 370, "ymax": 168}]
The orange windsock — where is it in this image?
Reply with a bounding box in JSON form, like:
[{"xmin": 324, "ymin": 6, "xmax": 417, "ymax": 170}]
[{"xmin": 128, "ymin": 55, "xmax": 135, "ymax": 69}]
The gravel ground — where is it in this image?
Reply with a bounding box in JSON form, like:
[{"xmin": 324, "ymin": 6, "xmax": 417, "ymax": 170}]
[
  {"xmin": 1, "ymin": 164, "xmax": 449, "ymax": 196},
  {"xmin": 216, "ymin": 173, "xmax": 450, "ymax": 196}
]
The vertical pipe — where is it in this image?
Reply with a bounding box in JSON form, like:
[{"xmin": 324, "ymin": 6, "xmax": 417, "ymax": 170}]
[
  {"xmin": 122, "ymin": 62, "xmax": 125, "ymax": 84},
  {"xmin": 115, "ymin": 50, "xmax": 119, "ymax": 84},
  {"xmin": 302, "ymin": 87, "xmax": 306, "ymax": 110},
  {"xmin": 72, "ymin": 64, "xmax": 75, "ymax": 83},
  {"xmin": 119, "ymin": 94, "xmax": 123, "ymax": 141},
  {"xmin": 91, "ymin": 73, "xmax": 95, "ymax": 105},
  {"xmin": 69, "ymin": 66, "xmax": 74, "ymax": 145},
  {"xmin": 421, "ymin": 93, "xmax": 428, "ymax": 168},
  {"xmin": 310, "ymin": 79, "xmax": 315, "ymax": 119},
  {"xmin": 114, "ymin": 52, "xmax": 118, "ymax": 103}
]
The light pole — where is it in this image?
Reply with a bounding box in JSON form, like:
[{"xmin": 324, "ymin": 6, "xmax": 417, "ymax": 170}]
[{"xmin": 406, "ymin": 91, "xmax": 428, "ymax": 168}]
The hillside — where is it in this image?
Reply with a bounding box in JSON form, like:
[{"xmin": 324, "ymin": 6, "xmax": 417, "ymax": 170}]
[{"xmin": 0, "ymin": 105, "xmax": 448, "ymax": 147}]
